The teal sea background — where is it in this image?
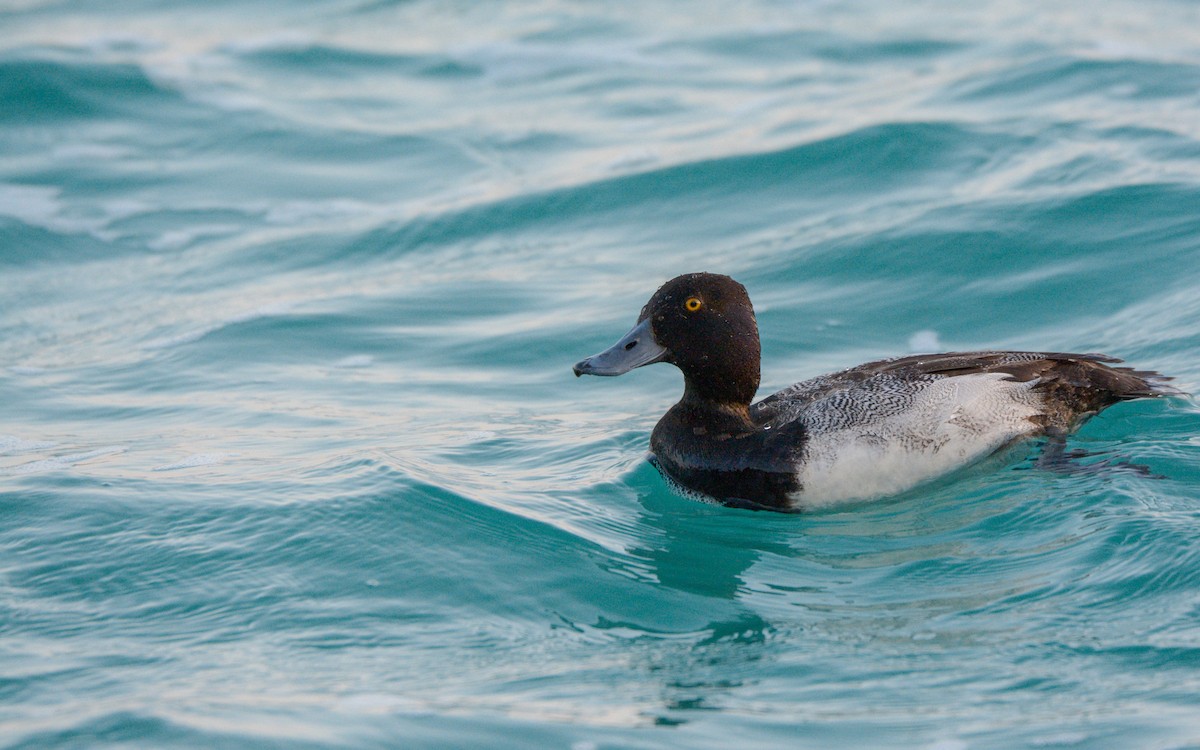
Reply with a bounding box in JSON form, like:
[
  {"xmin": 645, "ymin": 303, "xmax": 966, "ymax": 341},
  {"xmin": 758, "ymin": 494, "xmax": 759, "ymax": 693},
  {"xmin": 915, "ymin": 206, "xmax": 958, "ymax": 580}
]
[{"xmin": 3, "ymin": 1, "xmax": 1200, "ymax": 748}]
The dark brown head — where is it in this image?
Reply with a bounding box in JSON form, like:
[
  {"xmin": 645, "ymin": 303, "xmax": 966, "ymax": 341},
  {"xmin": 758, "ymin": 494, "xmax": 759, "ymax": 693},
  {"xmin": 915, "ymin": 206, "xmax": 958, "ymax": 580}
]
[{"xmin": 573, "ymin": 273, "xmax": 761, "ymax": 406}]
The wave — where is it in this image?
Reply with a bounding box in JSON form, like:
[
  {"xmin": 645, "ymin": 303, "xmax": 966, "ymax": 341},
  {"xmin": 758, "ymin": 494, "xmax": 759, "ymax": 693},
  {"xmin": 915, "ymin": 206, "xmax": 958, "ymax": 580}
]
[{"xmin": 0, "ymin": 54, "xmax": 183, "ymax": 123}]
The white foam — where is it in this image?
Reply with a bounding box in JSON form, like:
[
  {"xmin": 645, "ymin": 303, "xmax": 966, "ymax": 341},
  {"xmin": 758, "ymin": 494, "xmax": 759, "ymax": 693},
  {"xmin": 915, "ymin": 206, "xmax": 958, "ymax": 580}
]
[
  {"xmin": 462, "ymin": 39, "xmax": 668, "ymax": 84},
  {"xmin": 334, "ymin": 693, "xmax": 432, "ymax": 715},
  {"xmin": 0, "ymin": 183, "xmax": 150, "ymax": 238},
  {"xmin": 51, "ymin": 143, "xmax": 132, "ymax": 161},
  {"xmin": 152, "ymin": 453, "xmax": 237, "ymax": 471},
  {"xmin": 82, "ymin": 34, "xmax": 164, "ymax": 55},
  {"xmin": 4, "ymin": 447, "xmax": 126, "ymax": 475},
  {"xmin": 1030, "ymin": 732, "xmax": 1092, "ymax": 747},
  {"xmin": 333, "ymin": 355, "xmax": 374, "ymax": 369},
  {"xmin": 0, "ymin": 183, "xmax": 62, "ymax": 228},
  {"xmin": 218, "ymin": 31, "xmax": 316, "ymax": 55},
  {"xmin": 924, "ymin": 740, "xmax": 969, "ymax": 750},
  {"xmin": 459, "ymin": 430, "xmax": 497, "ymax": 442},
  {"xmin": 147, "ymin": 225, "xmax": 238, "ymax": 251},
  {"xmin": 262, "ymin": 198, "xmax": 387, "ymax": 226},
  {"xmin": 0, "ymin": 435, "xmax": 58, "ymax": 455},
  {"xmin": 605, "ymin": 150, "xmax": 659, "ymax": 172}
]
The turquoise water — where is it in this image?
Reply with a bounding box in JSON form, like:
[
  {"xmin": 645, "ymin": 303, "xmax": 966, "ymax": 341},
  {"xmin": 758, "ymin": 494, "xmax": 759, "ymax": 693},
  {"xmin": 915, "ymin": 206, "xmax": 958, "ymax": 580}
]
[{"xmin": 3, "ymin": 1, "xmax": 1200, "ymax": 747}]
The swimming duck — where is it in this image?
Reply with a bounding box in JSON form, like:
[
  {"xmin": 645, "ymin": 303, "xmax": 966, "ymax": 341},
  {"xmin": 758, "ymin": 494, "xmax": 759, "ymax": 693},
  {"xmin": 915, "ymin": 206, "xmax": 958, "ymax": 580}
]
[{"xmin": 573, "ymin": 272, "xmax": 1175, "ymax": 511}]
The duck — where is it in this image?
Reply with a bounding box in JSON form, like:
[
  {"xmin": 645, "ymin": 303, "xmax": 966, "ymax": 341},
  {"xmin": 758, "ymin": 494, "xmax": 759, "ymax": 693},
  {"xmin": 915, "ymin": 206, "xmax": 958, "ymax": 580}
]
[{"xmin": 573, "ymin": 272, "xmax": 1176, "ymax": 512}]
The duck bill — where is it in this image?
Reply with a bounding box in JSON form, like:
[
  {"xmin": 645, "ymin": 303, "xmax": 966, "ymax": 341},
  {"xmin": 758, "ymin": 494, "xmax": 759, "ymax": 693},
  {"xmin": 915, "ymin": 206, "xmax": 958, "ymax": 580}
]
[{"xmin": 573, "ymin": 317, "xmax": 668, "ymax": 377}]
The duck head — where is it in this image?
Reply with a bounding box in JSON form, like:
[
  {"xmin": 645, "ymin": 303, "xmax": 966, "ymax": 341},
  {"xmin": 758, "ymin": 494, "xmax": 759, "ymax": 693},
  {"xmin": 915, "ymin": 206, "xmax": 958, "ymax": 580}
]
[{"xmin": 573, "ymin": 272, "xmax": 761, "ymax": 406}]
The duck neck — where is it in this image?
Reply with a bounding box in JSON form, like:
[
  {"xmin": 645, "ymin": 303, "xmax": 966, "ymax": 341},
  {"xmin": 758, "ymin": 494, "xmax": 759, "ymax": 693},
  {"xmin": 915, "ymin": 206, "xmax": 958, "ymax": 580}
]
[
  {"xmin": 680, "ymin": 374, "xmax": 758, "ymax": 431},
  {"xmin": 678, "ymin": 349, "xmax": 760, "ymax": 413},
  {"xmin": 681, "ymin": 394, "xmax": 755, "ymax": 432}
]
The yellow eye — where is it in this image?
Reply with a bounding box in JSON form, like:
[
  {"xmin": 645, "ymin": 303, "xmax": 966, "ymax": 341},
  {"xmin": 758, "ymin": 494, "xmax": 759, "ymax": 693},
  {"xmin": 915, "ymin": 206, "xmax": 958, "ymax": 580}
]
[{"xmin": 684, "ymin": 297, "xmax": 703, "ymax": 312}]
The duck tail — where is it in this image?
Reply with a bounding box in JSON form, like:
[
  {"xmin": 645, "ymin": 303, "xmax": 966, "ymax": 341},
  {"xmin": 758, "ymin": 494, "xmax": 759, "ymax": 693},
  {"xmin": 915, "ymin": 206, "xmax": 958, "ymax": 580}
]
[
  {"xmin": 1067, "ymin": 353, "xmax": 1183, "ymax": 401},
  {"xmin": 1021, "ymin": 353, "xmax": 1181, "ymax": 433}
]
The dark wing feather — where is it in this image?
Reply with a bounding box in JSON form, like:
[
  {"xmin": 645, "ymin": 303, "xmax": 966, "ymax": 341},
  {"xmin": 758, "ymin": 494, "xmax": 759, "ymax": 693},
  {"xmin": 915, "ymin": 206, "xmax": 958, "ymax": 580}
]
[{"xmin": 753, "ymin": 350, "xmax": 1178, "ymax": 431}]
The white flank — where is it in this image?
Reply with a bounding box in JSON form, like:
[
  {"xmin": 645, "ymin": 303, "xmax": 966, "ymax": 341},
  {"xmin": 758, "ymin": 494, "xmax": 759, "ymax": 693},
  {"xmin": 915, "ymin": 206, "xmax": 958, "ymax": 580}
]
[{"xmin": 795, "ymin": 373, "xmax": 1043, "ymax": 508}]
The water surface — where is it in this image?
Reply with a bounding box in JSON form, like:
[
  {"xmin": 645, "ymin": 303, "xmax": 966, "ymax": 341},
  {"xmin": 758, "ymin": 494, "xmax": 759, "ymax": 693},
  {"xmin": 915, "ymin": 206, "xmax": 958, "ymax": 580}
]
[{"xmin": 3, "ymin": 1, "xmax": 1200, "ymax": 748}]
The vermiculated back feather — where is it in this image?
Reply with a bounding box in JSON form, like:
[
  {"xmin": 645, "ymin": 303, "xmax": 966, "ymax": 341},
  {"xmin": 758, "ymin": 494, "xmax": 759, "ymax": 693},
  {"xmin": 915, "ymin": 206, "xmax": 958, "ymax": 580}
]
[{"xmin": 755, "ymin": 350, "xmax": 1176, "ymax": 432}]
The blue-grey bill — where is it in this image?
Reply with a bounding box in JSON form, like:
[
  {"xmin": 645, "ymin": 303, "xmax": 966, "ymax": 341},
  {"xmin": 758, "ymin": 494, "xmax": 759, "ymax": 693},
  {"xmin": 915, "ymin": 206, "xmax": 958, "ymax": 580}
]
[{"xmin": 573, "ymin": 317, "xmax": 668, "ymax": 377}]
